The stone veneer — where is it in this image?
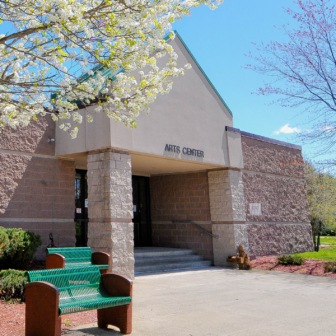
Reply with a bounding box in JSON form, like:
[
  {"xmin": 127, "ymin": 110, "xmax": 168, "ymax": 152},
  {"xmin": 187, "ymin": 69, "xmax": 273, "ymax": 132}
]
[
  {"xmin": 0, "ymin": 117, "xmax": 76, "ymax": 259},
  {"xmin": 240, "ymin": 134, "xmax": 313, "ymax": 257},
  {"xmin": 242, "ymin": 136, "xmax": 304, "ymax": 178},
  {"xmin": 206, "ymin": 133, "xmax": 313, "ymax": 263},
  {"xmin": 207, "ymin": 169, "xmax": 246, "ymax": 222},
  {"xmin": 87, "ymin": 150, "xmax": 134, "ymax": 279},
  {"xmin": 150, "ymin": 172, "xmax": 213, "ymax": 261},
  {"xmin": 208, "ymin": 169, "xmax": 247, "ymax": 266},
  {"xmin": 247, "ymin": 223, "xmax": 313, "ymax": 256},
  {"xmin": 242, "ymin": 173, "xmax": 309, "ymax": 223}
]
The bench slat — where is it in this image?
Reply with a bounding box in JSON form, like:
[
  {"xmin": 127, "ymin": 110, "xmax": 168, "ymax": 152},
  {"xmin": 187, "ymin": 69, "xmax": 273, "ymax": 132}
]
[
  {"xmin": 27, "ymin": 267, "xmax": 131, "ymax": 315},
  {"xmin": 46, "ymin": 247, "xmax": 109, "ymax": 269},
  {"xmin": 59, "ymin": 296, "xmax": 132, "ymax": 315}
]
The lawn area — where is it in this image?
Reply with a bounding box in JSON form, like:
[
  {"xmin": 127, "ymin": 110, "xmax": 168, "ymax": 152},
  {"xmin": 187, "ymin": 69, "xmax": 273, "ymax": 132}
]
[
  {"xmin": 320, "ymin": 236, "xmax": 336, "ymax": 246},
  {"xmin": 297, "ymin": 246, "xmax": 336, "ymax": 261}
]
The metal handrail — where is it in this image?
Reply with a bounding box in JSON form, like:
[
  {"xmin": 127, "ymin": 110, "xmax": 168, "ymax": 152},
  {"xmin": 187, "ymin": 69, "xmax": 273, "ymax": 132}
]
[{"xmin": 172, "ymin": 220, "xmax": 220, "ymax": 239}]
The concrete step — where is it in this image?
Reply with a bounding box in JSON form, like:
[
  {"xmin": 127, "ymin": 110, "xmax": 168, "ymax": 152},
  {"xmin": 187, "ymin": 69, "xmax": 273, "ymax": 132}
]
[
  {"xmin": 135, "ymin": 260, "xmax": 212, "ymax": 273},
  {"xmin": 135, "ymin": 254, "xmax": 204, "ymax": 266},
  {"xmin": 134, "ymin": 247, "xmax": 195, "ymax": 258}
]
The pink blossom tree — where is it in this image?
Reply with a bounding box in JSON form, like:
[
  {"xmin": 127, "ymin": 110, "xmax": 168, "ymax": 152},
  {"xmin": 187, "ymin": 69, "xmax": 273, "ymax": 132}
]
[{"xmin": 246, "ymin": 0, "xmax": 336, "ymax": 156}]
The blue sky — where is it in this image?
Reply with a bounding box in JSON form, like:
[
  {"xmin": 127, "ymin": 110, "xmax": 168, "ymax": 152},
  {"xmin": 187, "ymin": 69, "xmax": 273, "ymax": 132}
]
[{"xmin": 172, "ymin": 0, "xmax": 331, "ymax": 161}]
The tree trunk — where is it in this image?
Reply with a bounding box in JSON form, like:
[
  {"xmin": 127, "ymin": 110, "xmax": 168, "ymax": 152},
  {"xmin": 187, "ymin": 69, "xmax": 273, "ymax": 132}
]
[
  {"xmin": 312, "ymin": 221, "xmax": 317, "ymax": 251},
  {"xmin": 316, "ymin": 221, "xmax": 322, "ymax": 252},
  {"xmin": 316, "ymin": 232, "xmax": 320, "ymax": 252}
]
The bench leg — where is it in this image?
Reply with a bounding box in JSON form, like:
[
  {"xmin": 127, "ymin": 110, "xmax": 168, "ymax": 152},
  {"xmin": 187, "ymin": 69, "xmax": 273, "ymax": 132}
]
[
  {"xmin": 25, "ymin": 282, "xmax": 61, "ymax": 336},
  {"xmin": 97, "ymin": 303, "xmax": 132, "ymax": 334}
]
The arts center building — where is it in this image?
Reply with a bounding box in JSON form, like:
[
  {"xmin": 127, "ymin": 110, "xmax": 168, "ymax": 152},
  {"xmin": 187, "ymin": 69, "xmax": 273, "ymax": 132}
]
[{"xmin": 0, "ymin": 32, "xmax": 313, "ymax": 279}]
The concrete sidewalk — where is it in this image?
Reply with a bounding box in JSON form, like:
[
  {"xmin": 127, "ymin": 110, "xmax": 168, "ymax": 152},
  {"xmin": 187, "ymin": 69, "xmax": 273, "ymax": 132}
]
[{"xmin": 68, "ymin": 268, "xmax": 336, "ymax": 336}]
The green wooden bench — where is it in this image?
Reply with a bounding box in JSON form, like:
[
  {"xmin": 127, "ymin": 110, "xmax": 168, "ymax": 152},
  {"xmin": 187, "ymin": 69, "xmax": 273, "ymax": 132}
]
[
  {"xmin": 46, "ymin": 247, "xmax": 110, "ymax": 273},
  {"xmin": 25, "ymin": 266, "xmax": 133, "ymax": 336}
]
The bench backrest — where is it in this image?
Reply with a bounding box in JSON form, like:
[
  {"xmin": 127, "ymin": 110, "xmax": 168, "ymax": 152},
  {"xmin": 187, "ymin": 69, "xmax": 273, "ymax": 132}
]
[
  {"xmin": 47, "ymin": 247, "xmax": 92, "ymax": 264},
  {"xmin": 28, "ymin": 266, "xmax": 104, "ymax": 299}
]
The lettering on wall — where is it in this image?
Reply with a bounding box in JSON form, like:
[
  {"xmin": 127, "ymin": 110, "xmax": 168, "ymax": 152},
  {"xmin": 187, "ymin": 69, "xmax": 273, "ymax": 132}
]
[
  {"xmin": 249, "ymin": 203, "xmax": 262, "ymax": 216},
  {"xmin": 164, "ymin": 144, "xmax": 204, "ymax": 158}
]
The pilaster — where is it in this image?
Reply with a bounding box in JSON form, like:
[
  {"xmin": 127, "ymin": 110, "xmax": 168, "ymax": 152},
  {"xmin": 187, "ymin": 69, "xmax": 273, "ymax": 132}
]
[
  {"xmin": 208, "ymin": 169, "xmax": 248, "ymax": 267},
  {"xmin": 87, "ymin": 149, "xmax": 134, "ymax": 279}
]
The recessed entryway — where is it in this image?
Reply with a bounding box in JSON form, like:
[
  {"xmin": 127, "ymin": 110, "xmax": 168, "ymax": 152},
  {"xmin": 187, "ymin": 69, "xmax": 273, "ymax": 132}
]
[{"xmin": 132, "ymin": 175, "xmax": 151, "ymax": 247}]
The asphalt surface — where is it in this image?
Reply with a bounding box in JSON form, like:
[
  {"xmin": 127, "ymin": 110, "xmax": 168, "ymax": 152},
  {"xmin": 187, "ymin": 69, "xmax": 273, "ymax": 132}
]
[{"xmin": 68, "ymin": 267, "xmax": 336, "ymax": 336}]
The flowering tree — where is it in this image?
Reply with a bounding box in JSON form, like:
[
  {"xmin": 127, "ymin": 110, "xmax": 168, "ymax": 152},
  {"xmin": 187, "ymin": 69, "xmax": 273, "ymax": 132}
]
[
  {"xmin": 0, "ymin": 0, "xmax": 222, "ymax": 138},
  {"xmin": 246, "ymin": 0, "xmax": 336, "ymax": 154}
]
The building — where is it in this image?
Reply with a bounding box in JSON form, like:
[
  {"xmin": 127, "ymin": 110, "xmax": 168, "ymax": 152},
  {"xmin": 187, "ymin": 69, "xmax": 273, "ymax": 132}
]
[{"xmin": 0, "ymin": 32, "xmax": 313, "ymax": 279}]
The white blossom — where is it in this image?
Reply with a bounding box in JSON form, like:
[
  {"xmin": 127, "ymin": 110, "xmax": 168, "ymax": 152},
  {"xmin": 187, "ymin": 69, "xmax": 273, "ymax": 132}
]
[{"xmin": 0, "ymin": 0, "xmax": 223, "ymax": 137}]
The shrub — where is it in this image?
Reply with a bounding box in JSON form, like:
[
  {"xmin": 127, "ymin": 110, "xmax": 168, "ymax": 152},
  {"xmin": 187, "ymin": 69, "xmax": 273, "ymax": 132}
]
[
  {"xmin": 0, "ymin": 227, "xmax": 42, "ymax": 269},
  {"xmin": 0, "ymin": 227, "xmax": 10, "ymax": 259},
  {"xmin": 0, "ymin": 269, "xmax": 28, "ymax": 302},
  {"xmin": 278, "ymin": 255, "xmax": 304, "ymax": 266},
  {"xmin": 324, "ymin": 262, "xmax": 336, "ymax": 273}
]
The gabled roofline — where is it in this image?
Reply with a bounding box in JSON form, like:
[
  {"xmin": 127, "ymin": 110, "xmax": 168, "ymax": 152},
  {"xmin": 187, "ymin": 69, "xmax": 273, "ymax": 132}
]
[
  {"xmin": 173, "ymin": 30, "xmax": 233, "ymax": 117},
  {"xmin": 52, "ymin": 31, "xmax": 233, "ymax": 116}
]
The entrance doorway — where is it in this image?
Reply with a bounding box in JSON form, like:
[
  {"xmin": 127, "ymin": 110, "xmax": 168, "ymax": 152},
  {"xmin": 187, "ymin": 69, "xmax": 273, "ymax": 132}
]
[
  {"xmin": 132, "ymin": 176, "xmax": 151, "ymax": 247},
  {"xmin": 75, "ymin": 169, "xmax": 88, "ymax": 247}
]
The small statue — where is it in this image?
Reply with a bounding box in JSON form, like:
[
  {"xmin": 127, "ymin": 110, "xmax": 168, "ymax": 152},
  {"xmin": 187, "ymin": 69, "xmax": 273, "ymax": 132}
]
[
  {"xmin": 237, "ymin": 245, "xmax": 252, "ymax": 270},
  {"xmin": 227, "ymin": 245, "xmax": 252, "ymax": 270}
]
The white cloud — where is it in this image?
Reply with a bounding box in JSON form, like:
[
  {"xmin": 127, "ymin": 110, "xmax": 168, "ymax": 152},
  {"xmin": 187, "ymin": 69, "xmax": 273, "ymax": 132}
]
[
  {"xmin": 273, "ymin": 124, "xmax": 301, "ymax": 135},
  {"xmin": 321, "ymin": 125, "xmax": 335, "ymax": 132}
]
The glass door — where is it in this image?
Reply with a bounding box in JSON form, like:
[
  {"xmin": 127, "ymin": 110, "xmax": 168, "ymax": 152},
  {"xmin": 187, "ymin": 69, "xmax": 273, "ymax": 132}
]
[{"xmin": 75, "ymin": 169, "xmax": 88, "ymax": 246}]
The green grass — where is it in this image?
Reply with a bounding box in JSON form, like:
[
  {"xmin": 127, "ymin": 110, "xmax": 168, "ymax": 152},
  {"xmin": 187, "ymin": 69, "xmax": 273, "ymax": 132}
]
[
  {"xmin": 297, "ymin": 246, "xmax": 336, "ymax": 261},
  {"xmin": 320, "ymin": 236, "xmax": 336, "ymax": 246}
]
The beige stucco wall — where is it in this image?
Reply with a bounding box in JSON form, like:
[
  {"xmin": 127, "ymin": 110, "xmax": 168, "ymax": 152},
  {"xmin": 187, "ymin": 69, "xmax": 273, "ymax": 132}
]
[
  {"xmin": 56, "ymin": 35, "xmax": 234, "ymax": 168},
  {"xmin": 226, "ymin": 129, "xmax": 244, "ymax": 169}
]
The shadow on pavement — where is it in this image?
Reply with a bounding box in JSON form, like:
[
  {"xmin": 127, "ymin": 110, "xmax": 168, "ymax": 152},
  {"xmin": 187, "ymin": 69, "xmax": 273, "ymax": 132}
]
[{"xmin": 65, "ymin": 324, "xmax": 125, "ymax": 336}]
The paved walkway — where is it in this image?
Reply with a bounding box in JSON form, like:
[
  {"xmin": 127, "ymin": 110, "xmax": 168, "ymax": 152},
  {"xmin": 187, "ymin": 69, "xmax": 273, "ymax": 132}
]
[{"xmin": 68, "ymin": 267, "xmax": 336, "ymax": 336}]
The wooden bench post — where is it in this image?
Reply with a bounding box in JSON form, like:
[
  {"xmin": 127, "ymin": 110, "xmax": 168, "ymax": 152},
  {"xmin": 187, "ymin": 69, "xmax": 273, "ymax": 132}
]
[
  {"xmin": 98, "ymin": 273, "xmax": 133, "ymax": 334},
  {"xmin": 46, "ymin": 253, "xmax": 65, "ymax": 270},
  {"xmin": 25, "ymin": 282, "xmax": 61, "ymax": 336}
]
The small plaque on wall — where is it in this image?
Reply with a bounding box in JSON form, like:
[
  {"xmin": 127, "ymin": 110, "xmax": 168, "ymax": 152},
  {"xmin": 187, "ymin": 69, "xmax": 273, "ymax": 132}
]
[{"xmin": 249, "ymin": 203, "xmax": 262, "ymax": 216}]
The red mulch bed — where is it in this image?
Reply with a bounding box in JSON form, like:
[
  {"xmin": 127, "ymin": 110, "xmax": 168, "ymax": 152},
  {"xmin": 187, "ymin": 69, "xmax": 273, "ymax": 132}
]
[
  {"xmin": 1, "ymin": 261, "xmax": 97, "ymax": 335},
  {"xmin": 0, "ymin": 302, "xmax": 97, "ymax": 336},
  {"xmin": 251, "ymin": 256, "xmax": 336, "ymax": 278},
  {"xmin": 24, "ymin": 260, "xmax": 46, "ymax": 271}
]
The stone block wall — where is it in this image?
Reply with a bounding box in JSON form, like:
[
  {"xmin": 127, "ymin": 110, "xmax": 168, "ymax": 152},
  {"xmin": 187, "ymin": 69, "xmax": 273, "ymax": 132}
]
[
  {"xmin": 150, "ymin": 172, "xmax": 211, "ymax": 222},
  {"xmin": 150, "ymin": 172, "xmax": 213, "ymax": 261},
  {"xmin": 0, "ymin": 117, "xmax": 76, "ymax": 259},
  {"xmin": 242, "ymin": 136, "xmax": 304, "ymax": 178},
  {"xmin": 208, "ymin": 169, "xmax": 247, "ymax": 266},
  {"xmin": 208, "ymin": 169, "xmax": 246, "ymax": 222},
  {"xmin": 241, "ymin": 134, "xmax": 313, "ymax": 257},
  {"xmin": 247, "ymin": 223, "xmax": 313, "ymax": 256},
  {"xmin": 242, "ymin": 173, "xmax": 309, "ymax": 223},
  {"xmin": 87, "ymin": 150, "xmax": 134, "ymax": 279},
  {"xmin": 207, "ymin": 131, "xmax": 313, "ymax": 263}
]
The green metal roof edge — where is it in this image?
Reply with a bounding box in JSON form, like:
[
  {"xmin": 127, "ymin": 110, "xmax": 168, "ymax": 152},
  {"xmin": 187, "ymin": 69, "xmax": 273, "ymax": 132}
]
[
  {"xmin": 173, "ymin": 30, "xmax": 233, "ymax": 117},
  {"xmin": 51, "ymin": 31, "xmax": 234, "ymax": 115},
  {"xmin": 75, "ymin": 33, "xmax": 172, "ymax": 87},
  {"xmin": 51, "ymin": 34, "xmax": 172, "ymax": 102}
]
